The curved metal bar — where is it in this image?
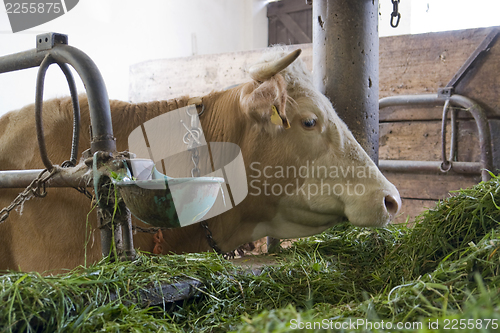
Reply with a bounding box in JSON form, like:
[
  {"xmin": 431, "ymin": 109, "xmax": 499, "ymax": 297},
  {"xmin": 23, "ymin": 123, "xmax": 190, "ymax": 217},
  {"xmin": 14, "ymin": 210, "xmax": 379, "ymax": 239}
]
[
  {"xmin": 35, "ymin": 54, "xmax": 55, "ymax": 171},
  {"xmin": 440, "ymin": 99, "xmax": 452, "ymax": 172},
  {"xmin": 449, "ymin": 107, "xmax": 458, "ymax": 162},
  {"xmin": 34, "ymin": 57, "xmax": 82, "ymax": 171},
  {"xmin": 0, "ymin": 41, "xmax": 115, "ymax": 154},
  {"xmin": 379, "ymin": 94, "xmax": 493, "ymax": 181},
  {"xmin": 449, "ymin": 94, "xmax": 493, "ymax": 181},
  {"xmin": 48, "ymin": 44, "xmax": 116, "ymax": 153},
  {"xmin": 57, "ymin": 62, "xmax": 81, "ymax": 166}
]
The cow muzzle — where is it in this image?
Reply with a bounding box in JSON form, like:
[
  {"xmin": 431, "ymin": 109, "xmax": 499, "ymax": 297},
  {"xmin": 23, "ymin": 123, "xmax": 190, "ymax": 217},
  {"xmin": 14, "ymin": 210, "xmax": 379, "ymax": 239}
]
[{"xmin": 344, "ymin": 185, "xmax": 402, "ymax": 227}]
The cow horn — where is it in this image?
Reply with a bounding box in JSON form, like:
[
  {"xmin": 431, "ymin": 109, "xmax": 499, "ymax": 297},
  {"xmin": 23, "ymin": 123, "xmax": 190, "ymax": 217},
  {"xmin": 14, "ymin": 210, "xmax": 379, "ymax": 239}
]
[{"xmin": 249, "ymin": 48, "xmax": 302, "ymax": 82}]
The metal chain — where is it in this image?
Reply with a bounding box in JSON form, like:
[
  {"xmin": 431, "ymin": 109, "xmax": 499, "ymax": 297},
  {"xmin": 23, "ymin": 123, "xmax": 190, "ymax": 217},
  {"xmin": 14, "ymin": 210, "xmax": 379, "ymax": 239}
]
[
  {"xmin": 74, "ymin": 186, "xmax": 94, "ymax": 200},
  {"xmin": 191, "ymin": 148, "xmax": 201, "ymax": 177},
  {"xmin": 200, "ymin": 221, "xmax": 223, "ymax": 254},
  {"xmin": 181, "ymin": 106, "xmax": 203, "ymax": 177},
  {"xmin": 390, "ymin": 0, "xmax": 401, "ymax": 28},
  {"xmin": 0, "ymin": 168, "xmax": 57, "ymax": 224},
  {"xmin": 182, "ymin": 104, "xmax": 234, "ymax": 258},
  {"xmin": 200, "ymin": 221, "xmax": 237, "ymax": 259}
]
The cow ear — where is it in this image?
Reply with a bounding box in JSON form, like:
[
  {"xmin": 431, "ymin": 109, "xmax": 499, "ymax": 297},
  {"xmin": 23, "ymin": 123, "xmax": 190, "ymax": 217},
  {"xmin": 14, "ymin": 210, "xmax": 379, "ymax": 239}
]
[{"xmin": 239, "ymin": 74, "xmax": 291, "ymax": 130}]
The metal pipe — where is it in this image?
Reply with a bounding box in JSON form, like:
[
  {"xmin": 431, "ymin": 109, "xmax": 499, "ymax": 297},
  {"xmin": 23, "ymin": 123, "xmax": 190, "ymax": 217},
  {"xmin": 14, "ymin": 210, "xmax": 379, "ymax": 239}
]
[
  {"xmin": 0, "ymin": 49, "xmax": 47, "ymax": 73},
  {"xmin": 440, "ymin": 99, "xmax": 452, "ymax": 172},
  {"xmin": 58, "ymin": 62, "xmax": 81, "ymax": 166},
  {"xmin": 449, "ymin": 107, "xmax": 458, "ymax": 162},
  {"xmin": 34, "ymin": 56, "xmax": 81, "ymax": 169},
  {"xmin": 379, "ymin": 94, "xmax": 443, "ymax": 108},
  {"xmin": 0, "ymin": 42, "xmax": 115, "ymax": 154},
  {"xmin": 449, "ymin": 94, "xmax": 493, "ymax": 181},
  {"xmin": 48, "ymin": 44, "xmax": 115, "ymax": 153},
  {"xmin": 379, "ymin": 94, "xmax": 493, "ymax": 181},
  {"xmin": 313, "ymin": 0, "xmax": 379, "ymax": 163},
  {"xmin": 35, "ymin": 54, "xmax": 56, "ymax": 171},
  {"xmin": 379, "ymin": 160, "xmax": 482, "ymax": 174},
  {"xmin": 0, "ymin": 168, "xmax": 91, "ymax": 188},
  {"xmin": 0, "ymin": 33, "xmax": 133, "ymax": 262}
]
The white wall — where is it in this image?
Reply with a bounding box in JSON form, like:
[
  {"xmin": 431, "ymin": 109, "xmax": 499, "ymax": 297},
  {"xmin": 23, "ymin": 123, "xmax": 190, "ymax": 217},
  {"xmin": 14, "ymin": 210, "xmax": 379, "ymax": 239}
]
[
  {"xmin": 379, "ymin": 0, "xmax": 500, "ymax": 37},
  {"xmin": 0, "ymin": 0, "xmax": 268, "ymax": 115}
]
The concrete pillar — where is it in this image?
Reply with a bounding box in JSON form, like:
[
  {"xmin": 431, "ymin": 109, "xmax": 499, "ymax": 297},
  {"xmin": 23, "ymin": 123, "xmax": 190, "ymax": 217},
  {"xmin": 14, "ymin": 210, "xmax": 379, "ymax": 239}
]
[{"xmin": 313, "ymin": 0, "xmax": 380, "ymax": 163}]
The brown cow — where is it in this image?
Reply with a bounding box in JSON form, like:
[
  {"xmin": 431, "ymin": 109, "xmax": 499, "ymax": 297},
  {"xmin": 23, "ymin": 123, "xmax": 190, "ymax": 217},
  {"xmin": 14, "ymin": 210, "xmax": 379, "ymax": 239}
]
[{"xmin": 0, "ymin": 49, "xmax": 401, "ymax": 273}]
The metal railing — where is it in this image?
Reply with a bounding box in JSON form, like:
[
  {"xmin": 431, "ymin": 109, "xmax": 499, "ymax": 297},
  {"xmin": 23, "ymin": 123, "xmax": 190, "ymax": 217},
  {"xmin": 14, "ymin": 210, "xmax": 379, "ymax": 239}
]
[
  {"xmin": 379, "ymin": 94, "xmax": 493, "ymax": 182},
  {"xmin": 0, "ymin": 32, "xmax": 134, "ymax": 261}
]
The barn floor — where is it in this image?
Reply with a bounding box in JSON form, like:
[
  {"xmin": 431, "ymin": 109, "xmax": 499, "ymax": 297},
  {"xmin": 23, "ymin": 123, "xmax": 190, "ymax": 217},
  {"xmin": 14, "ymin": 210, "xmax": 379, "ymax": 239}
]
[{"xmin": 2, "ymin": 175, "xmax": 500, "ymax": 332}]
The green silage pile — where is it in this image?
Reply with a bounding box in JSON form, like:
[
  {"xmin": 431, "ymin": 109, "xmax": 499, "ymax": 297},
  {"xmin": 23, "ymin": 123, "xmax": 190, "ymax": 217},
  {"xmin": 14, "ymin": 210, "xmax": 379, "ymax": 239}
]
[{"xmin": 2, "ymin": 175, "xmax": 500, "ymax": 332}]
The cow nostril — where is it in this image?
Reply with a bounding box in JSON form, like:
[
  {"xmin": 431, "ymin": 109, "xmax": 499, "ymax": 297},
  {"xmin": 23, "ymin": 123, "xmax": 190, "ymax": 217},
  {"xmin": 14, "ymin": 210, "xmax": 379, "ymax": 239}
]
[{"xmin": 384, "ymin": 194, "xmax": 400, "ymax": 217}]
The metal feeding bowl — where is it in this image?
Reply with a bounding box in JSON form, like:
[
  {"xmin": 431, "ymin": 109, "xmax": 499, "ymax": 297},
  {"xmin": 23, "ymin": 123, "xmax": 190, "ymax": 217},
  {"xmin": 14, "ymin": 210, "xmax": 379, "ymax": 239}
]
[{"xmin": 113, "ymin": 159, "xmax": 224, "ymax": 228}]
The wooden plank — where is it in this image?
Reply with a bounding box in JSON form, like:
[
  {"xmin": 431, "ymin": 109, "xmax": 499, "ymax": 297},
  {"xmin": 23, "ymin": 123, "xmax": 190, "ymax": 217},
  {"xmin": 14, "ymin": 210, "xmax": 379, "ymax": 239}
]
[
  {"xmin": 379, "ymin": 28, "xmax": 488, "ymax": 97},
  {"xmin": 277, "ymin": 13, "xmax": 311, "ymax": 44},
  {"xmin": 276, "ymin": 18, "xmax": 291, "ymax": 45},
  {"xmin": 383, "ymin": 172, "xmax": 481, "ymax": 200},
  {"xmin": 290, "ymin": 9, "xmax": 312, "ymax": 43},
  {"xmin": 380, "ymin": 27, "xmax": 500, "ymax": 119},
  {"xmin": 267, "ymin": 0, "xmax": 311, "ymax": 17},
  {"xmin": 268, "ymin": 16, "xmax": 277, "ymax": 46},
  {"xmin": 383, "ymin": 119, "xmax": 487, "ymax": 163},
  {"xmin": 380, "ymin": 119, "xmax": 500, "ymax": 171}
]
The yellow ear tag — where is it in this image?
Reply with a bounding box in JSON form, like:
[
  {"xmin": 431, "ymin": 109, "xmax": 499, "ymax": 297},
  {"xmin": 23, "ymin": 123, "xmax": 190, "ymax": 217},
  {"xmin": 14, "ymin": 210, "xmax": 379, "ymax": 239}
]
[{"xmin": 270, "ymin": 105, "xmax": 283, "ymax": 126}]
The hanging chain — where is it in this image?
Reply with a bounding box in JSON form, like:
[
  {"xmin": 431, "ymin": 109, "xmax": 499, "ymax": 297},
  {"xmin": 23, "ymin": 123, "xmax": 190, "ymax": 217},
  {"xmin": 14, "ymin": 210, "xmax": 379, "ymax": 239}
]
[
  {"xmin": 0, "ymin": 168, "xmax": 58, "ymax": 224},
  {"xmin": 390, "ymin": 0, "xmax": 401, "ymax": 28},
  {"xmin": 200, "ymin": 221, "xmax": 223, "ymax": 254},
  {"xmin": 181, "ymin": 104, "xmax": 235, "ymax": 259},
  {"xmin": 191, "ymin": 148, "xmax": 201, "ymax": 177},
  {"xmin": 181, "ymin": 106, "xmax": 203, "ymax": 177}
]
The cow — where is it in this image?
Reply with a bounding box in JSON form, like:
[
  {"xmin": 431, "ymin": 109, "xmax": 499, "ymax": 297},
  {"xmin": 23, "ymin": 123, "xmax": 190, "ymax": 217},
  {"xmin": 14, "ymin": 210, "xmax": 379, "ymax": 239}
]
[{"xmin": 0, "ymin": 48, "xmax": 401, "ymax": 273}]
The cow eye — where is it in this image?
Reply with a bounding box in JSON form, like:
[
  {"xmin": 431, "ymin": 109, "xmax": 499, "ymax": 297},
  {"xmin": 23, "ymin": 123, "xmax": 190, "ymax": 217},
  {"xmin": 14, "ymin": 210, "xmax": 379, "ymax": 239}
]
[{"xmin": 301, "ymin": 118, "xmax": 317, "ymax": 129}]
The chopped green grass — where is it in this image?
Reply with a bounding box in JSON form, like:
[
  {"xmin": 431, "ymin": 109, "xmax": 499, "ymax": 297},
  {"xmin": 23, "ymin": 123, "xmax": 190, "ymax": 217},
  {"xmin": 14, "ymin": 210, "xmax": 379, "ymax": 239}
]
[{"xmin": 2, "ymin": 175, "xmax": 500, "ymax": 332}]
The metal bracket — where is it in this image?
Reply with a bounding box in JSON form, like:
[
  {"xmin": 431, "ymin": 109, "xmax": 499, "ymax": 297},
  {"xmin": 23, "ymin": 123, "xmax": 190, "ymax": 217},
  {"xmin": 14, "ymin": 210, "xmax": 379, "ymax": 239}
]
[
  {"xmin": 438, "ymin": 28, "xmax": 499, "ymax": 98},
  {"xmin": 36, "ymin": 32, "xmax": 68, "ymax": 52}
]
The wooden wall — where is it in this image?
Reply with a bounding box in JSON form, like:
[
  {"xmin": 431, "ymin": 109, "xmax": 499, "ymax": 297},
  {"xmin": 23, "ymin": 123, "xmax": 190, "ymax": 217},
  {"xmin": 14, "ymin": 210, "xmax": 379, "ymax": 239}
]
[
  {"xmin": 129, "ymin": 27, "xmax": 500, "ymax": 224},
  {"xmin": 267, "ymin": 0, "xmax": 312, "ymax": 45}
]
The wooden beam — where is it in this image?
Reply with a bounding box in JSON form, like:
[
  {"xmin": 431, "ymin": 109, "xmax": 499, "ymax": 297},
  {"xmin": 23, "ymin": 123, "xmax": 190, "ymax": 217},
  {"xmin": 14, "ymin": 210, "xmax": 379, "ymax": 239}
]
[
  {"xmin": 383, "ymin": 172, "xmax": 480, "ymax": 200},
  {"xmin": 277, "ymin": 13, "xmax": 311, "ymax": 44},
  {"xmin": 267, "ymin": 0, "xmax": 311, "ymax": 17}
]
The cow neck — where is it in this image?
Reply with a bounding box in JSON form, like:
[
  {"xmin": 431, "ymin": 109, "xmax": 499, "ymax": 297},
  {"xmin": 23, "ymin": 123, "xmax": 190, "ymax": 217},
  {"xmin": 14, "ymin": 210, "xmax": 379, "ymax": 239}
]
[
  {"xmin": 193, "ymin": 88, "xmax": 247, "ymax": 258},
  {"xmin": 193, "ymin": 95, "xmax": 232, "ymax": 258},
  {"xmin": 126, "ymin": 90, "xmax": 246, "ymax": 257}
]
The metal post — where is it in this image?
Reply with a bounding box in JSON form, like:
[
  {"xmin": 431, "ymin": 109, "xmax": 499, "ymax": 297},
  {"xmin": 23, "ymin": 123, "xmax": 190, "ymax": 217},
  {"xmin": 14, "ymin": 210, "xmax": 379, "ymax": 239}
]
[{"xmin": 313, "ymin": 0, "xmax": 380, "ymax": 163}]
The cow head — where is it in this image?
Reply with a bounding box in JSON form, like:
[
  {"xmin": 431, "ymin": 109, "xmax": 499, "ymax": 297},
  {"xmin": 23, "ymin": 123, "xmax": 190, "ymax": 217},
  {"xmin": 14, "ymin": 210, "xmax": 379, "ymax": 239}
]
[{"xmin": 230, "ymin": 48, "xmax": 401, "ymax": 240}]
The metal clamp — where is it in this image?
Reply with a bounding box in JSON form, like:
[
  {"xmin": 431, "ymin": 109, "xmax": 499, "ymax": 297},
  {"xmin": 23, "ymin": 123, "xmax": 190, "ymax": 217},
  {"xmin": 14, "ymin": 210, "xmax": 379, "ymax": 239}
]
[
  {"xmin": 390, "ymin": 0, "xmax": 401, "ymax": 28},
  {"xmin": 438, "ymin": 28, "xmax": 499, "ymax": 98},
  {"xmin": 36, "ymin": 32, "xmax": 68, "ymax": 51}
]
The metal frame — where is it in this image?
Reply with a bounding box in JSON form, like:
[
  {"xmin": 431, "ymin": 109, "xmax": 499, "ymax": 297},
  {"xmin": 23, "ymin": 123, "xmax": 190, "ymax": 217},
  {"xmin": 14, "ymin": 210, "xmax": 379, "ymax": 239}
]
[
  {"xmin": 0, "ymin": 32, "xmax": 134, "ymax": 261},
  {"xmin": 0, "ymin": 33, "xmax": 115, "ymax": 153},
  {"xmin": 379, "ymin": 94, "xmax": 493, "ymax": 182}
]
